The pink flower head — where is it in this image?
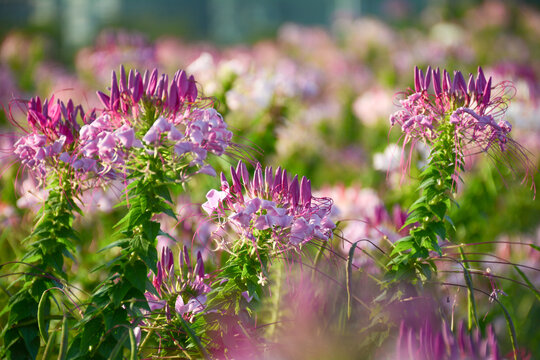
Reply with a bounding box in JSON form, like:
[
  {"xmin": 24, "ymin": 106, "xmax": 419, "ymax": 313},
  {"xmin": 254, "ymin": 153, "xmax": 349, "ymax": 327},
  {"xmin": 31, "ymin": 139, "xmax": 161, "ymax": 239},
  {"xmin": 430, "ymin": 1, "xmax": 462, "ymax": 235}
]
[
  {"xmin": 390, "ymin": 66, "xmax": 534, "ymax": 188},
  {"xmin": 203, "ymin": 161, "xmax": 335, "ymax": 247}
]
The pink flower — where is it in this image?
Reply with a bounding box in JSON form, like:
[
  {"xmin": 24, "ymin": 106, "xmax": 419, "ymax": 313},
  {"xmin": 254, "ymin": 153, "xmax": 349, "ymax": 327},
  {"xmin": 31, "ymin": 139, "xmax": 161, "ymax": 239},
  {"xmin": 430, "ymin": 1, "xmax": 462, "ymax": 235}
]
[{"xmin": 203, "ymin": 161, "xmax": 335, "ymax": 246}]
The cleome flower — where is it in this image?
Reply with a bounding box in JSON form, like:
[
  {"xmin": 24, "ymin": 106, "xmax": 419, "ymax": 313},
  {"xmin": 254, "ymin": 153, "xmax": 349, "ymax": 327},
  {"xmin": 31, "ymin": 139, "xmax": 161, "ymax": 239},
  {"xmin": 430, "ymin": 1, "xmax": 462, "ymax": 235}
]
[
  {"xmin": 390, "ymin": 66, "xmax": 534, "ymax": 189},
  {"xmin": 144, "ymin": 246, "xmax": 211, "ymax": 322},
  {"xmin": 390, "ymin": 66, "xmax": 513, "ymax": 152},
  {"xmin": 202, "ymin": 161, "xmax": 335, "ymax": 247},
  {"xmin": 12, "ymin": 95, "xmax": 95, "ymax": 179},
  {"xmin": 92, "ymin": 66, "xmax": 233, "ymax": 178}
]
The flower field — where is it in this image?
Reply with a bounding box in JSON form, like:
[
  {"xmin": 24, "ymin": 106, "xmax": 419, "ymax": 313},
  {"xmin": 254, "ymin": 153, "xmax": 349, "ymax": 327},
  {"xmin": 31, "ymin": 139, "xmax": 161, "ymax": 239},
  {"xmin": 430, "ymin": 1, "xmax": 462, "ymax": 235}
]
[{"xmin": 0, "ymin": 2, "xmax": 539, "ymax": 359}]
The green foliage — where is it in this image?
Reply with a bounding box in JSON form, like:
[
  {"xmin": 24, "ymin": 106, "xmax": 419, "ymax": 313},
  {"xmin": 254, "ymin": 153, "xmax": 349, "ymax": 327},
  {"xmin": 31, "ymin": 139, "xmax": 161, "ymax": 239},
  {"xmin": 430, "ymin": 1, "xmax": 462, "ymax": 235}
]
[
  {"xmin": 69, "ymin": 162, "xmax": 175, "ymax": 358},
  {"xmin": 390, "ymin": 124, "xmax": 460, "ymax": 277},
  {"xmin": 1, "ymin": 179, "xmax": 79, "ymax": 360}
]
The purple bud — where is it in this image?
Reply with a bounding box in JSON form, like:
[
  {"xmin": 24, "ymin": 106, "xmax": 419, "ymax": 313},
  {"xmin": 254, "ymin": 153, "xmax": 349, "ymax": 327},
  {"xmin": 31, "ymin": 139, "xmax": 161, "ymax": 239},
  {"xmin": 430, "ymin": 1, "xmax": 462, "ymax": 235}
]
[
  {"xmin": 433, "ymin": 68, "xmax": 442, "ymax": 97},
  {"xmin": 146, "ymin": 68, "xmax": 158, "ymax": 96},
  {"xmin": 300, "ymin": 177, "xmax": 311, "ymax": 207},
  {"xmin": 177, "ymin": 70, "xmax": 189, "ymax": 98},
  {"xmin": 133, "ymin": 73, "xmax": 143, "ymax": 103},
  {"xmin": 476, "ymin": 66, "xmax": 487, "ymax": 93},
  {"xmin": 264, "ymin": 166, "xmax": 273, "ymax": 191},
  {"xmin": 142, "ymin": 69, "xmax": 150, "ymax": 90},
  {"xmin": 183, "ymin": 245, "xmax": 191, "ymax": 270},
  {"xmin": 467, "ymin": 73, "xmax": 476, "ymax": 95},
  {"xmin": 119, "ymin": 65, "xmax": 127, "ymax": 93},
  {"xmin": 196, "ymin": 251, "xmax": 204, "ymax": 278},
  {"xmin": 281, "ymin": 170, "xmax": 288, "ymax": 195},
  {"xmin": 453, "ymin": 71, "xmax": 467, "ymax": 95},
  {"xmin": 414, "ymin": 66, "xmax": 422, "ymax": 92},
  {"xmin": 443, "ymin": 69, "xmax": 452, "ymax": 93},
  {"xmin": 96, "ymin": 91, "xmax": 111, "ymax": 109},
  {"xmin": 230, "ymin": 166, "xmax": 242, "ymax": 194},
  {"xmin": 483, "ymin": 77, "xmax": 492, "ymax": 106},
  {"xmin": 128, "ymin": 69, "xmax": 135, "ymax": 90},
  {"xmin": 424, "ymin": 66, "xmax": 432, "ymax": 91},
  {"xmin": 220, "ymin": 172, "xmax": 229, "ymax": 191},
  {"xmin": 253, "ymin": 163, "xmax": 263, "ymax": 194},
  {"xmin": 289, "ymin": 175, "xmax": 300, "ymax": 207},
  {"xmin": 168, "ymin": 82, "xmax": 179, "ymax": 112},
  {"xmin": 155, "ymin": 74, "xmax": 167, "ymax": 99},
  {"xmin": 110, "ymin": 71, "xmax": 120, "ymax": 111},
  {"xmin": 236, "ymin": 161, "xmax": 249, "ymax": 187},
  {"xmin": 186, "ymin": 75, "xmax": 198, "ymax": 102},
  {"xmin": 273, "ymin": 167, "xmax": 283, "ymax": 193}
]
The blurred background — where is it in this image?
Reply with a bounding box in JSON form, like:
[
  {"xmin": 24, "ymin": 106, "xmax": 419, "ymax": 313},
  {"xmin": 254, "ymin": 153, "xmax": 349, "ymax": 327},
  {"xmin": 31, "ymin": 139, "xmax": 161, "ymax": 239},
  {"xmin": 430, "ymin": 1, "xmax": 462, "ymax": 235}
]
[
  {"xmin": 1, "ymin": 0, "xmax": 540, "ymax": 356},
  {"xmin": 1, "ymin": 0, "xmax": 539, "ymax": 59}
]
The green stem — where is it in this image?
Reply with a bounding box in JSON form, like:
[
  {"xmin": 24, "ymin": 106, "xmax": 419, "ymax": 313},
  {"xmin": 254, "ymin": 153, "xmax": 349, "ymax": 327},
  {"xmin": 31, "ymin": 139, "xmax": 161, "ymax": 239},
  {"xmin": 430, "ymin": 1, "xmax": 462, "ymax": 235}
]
[{"xmin": 267, "ymin": 259, "xmax": 283, "ymax": 339}]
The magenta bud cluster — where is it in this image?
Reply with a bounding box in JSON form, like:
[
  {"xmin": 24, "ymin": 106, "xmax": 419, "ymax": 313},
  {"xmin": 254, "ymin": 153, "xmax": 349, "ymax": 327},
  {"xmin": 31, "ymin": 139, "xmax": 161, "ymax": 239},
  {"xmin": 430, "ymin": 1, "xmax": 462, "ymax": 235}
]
[
  {"xmin": 13, "ymin": 96, "xmax": 95, "ymax": 176},
  {"xmin": 97, "ymin": 65, "xmax": 199, "ymax": 115},
  {"xmin": 145, "ymin": 246, "xmax": 211, "ymax": 321}
]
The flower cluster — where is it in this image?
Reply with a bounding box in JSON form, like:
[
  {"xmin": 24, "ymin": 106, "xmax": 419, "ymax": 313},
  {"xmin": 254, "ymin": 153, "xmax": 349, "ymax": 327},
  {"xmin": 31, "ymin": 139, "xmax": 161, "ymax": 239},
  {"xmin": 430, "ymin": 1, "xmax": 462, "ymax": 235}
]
[
  {"xmin": 390, "ymin": 66, "xmax": 514, "ymax": 153},
  {"xmin": 203, "ymin": 161, "xmax": 335, "ymax": 246},
  {"xmin": 145, "ymin": 246, "xmax": 211, "ymax": 321},
  {"xmin": 13, "ymin": 96, "xmax": 93, "ymax": 177},
  {"xmin": 174, "ymin": 108, "xmax": 232, "ymax": 167},
  {"xmin": 94, "ymin": 66, "xmax": 232, "ymax": 177},
  {"xmin": 70, "ymin": 114, "xmax": 141, "ymax": 175}
]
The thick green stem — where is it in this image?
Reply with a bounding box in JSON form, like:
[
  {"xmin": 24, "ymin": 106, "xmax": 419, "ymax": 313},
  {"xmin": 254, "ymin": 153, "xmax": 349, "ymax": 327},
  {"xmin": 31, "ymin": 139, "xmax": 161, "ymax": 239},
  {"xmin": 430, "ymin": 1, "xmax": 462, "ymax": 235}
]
[{"xmin": 390, "ymin": 122, "xmax": 462, "ymax": 277}]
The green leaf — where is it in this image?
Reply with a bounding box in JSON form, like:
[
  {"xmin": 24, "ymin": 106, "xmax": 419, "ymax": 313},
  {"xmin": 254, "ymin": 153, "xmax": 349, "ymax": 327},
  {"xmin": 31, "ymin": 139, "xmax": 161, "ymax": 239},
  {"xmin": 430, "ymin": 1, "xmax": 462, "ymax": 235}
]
[
  {"xmin": 111, "ymin": 279, "xmax": 132, "ymax": 307},
  {"xmin": 178, "ymin": 315, "xmax": 210, "ymax": 359},
  {"xmin": 98, "ymin": 239, "xmax": 130, "ymax": 253},
  {"xmin": 58, "ymin": 313, "xmax": 69, "ymax": 360},
  {"xmin": 142, "ymin": 220, "xmax": 161, "ymax": 241},
  {"xmin": 429, "ymin": 221, "xmax": 446, "ymax": 241},
  {"xmin": 18, "ymin": 324, "xmax": 39, "ymax": 359},
  {"xmin": 418, "ymin": 177, "xmax": 436, "ymax": 190},
  {"xmin": 125, "ymin": 260, "xmax": 148, "ymax": 293},
  {"xmin": 429, "ymin": 202, "xmax": 447, "ymax": 221},
  {"xmin": 459, "ymin": 248, "xmax": 479, "ymax": 330},
  {"xmin": 154, "ymin": 184, "xmax": 173, "ymax": 203},
  {"xmin": 513, "ymin": 265, "xmax": 540, "ymax": 302},
  {"xmin": 37, "ymin": 292, "xmax": 50, "ymax": 342},
  {"xmin": 390, "ymin": 237, "xmax": 414, "ymax": 255},
  {"xmin": 106, "ymin": 329, "xmax": 129, "ymax": 360},
  {"xmin": 346, "ymin": 242, "xmax": 359, "ymax": 319},
  {"xmin": 80, "ymin": 317, "xmax": 103, "ymax": 353}
]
